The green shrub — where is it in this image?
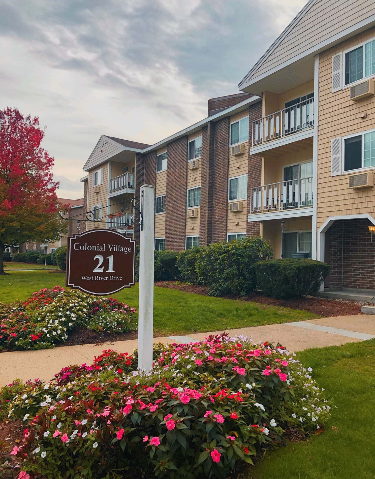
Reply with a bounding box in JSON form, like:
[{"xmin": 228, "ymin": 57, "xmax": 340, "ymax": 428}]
[
  {"xmin": 13, "ymin": 251, "xmax": 41, "ymax": 263},
  {"xmin": 154, "ymin": 250, "xmax": 179, "ymax": 281},
  {"xmin": 176, "ymin": 247, "xmax": 203, "ymax": 284},
  {"xmin": 36, "ymin": 253, "xmax": 54, "ymax": 265},
  {"xmin": 195, "ymin": 238, "xmax": 273, "ymax": 297},
  {"xmin": 3, "ymin": 251, "xmax": 12, "ymax": 262},
  {"xmin": 54, "ymin": 245, "xmax": 67, "ymax": 271},
  {"xmin": 255, "ymin": 259, "xmax": 329, "ymax": 299}
]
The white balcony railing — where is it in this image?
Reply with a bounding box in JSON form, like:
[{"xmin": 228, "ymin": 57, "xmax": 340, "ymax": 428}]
[
  {"xmin": 108, "ymin": 213, "xmax": 134, "ymax": 230},
  {"xmin": 109, "ymin": 173, "xmax": 134, "ymax": 194},
  {"xmin": 253, "ymin": 97, "xmax": 314, "ymax": 147},
  {"xmin": 251, "ymin": 177, "xmax": 313, "ymax": 214}
]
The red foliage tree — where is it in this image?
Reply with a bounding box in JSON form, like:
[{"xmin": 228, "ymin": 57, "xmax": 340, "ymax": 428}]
[{"xmin": 0, "ymin": 107, "xmax": 66, "ymax": 274}]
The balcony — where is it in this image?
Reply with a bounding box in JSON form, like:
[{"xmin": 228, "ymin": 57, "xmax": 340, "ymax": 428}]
[
  {"xmin": 108, "ymin": 213, "xmax": 134, "ymax": 231},
  {"xmin": 109, "ymin": 173, "xmax": 134, "ymax": 197},
  {"xmin": 251, "ymin": 177, "xmax": 313, "ymax": 215},
  {"xmin": 252, "ymin": 97, "xmax": 314, "ymax": 148}
]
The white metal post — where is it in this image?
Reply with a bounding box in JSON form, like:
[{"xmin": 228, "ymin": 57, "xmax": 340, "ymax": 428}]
[{"xmin": 138, "ymin": 185, "xmax": 155, "ymax": 371}]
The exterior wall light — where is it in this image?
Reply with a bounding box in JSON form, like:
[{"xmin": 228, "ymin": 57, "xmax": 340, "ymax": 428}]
[{"xmin": 368, "ymin": 225, "xmax": 375, "ymax": 242}]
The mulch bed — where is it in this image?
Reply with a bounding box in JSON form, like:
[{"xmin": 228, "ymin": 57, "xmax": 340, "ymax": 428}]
[
  {"xmin": 62, "ymin": 328, "xmax": 138, "ymax": 347},
  {"xmin": 155, "ymin": 281, "xmax": 363, "ymax": 318},
  {"xmin": 0, "ymin": 420, "xmax": 23, "ymax": 478}
]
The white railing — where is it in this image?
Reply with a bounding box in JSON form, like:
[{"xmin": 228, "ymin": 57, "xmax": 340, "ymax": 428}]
[
  {"xmin": 108, "ymin": 213, "xmax": 134, "ymax": 230},
  {"xmin": 109, "ymin": 173, "xmax": 134, "ymax": 194},
  {"xmin": 253, "ymin": 97, "xmax": 314, "ymax": 146},
  {"xmin": 251, "ymin": 177, "xmax": 313, "ymax": 213}
]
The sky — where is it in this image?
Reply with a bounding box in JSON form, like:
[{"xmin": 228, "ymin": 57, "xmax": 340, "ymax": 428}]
[{"xmin": 0, "ymin": 0, "xmax": 308, "ymax": 199}]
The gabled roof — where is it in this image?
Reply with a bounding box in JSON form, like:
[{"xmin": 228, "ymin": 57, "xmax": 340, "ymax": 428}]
[{"xmin": 106, "ymin": 136, "xmax": 150, "ymax": 150}]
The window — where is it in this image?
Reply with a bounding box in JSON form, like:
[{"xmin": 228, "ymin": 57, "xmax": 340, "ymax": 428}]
[
  {"xmin": 187, "ymin": 187, "xmax": 201, "ymax": 208},
  {"xmin": 93, "ymin": 168, "xmax": 103, "ymax": 186},
  {"xmin": 188, "ymin": 136, "xmax": 202, "ymax": 161},
  {"xmin": 50, "ymin": 248, "xmax": 56, "ymax": 253},
  {"xmin": 282, "ymin": 232, "xmax": 312, "ymax": 258},
  {"xmin": 227, "ymin": 233, "xmax": 246, "ymax": 242},
  {"xmin": 186, "ymin": 236, "xmax": 199, "ymax": 249},
  {"xmin": 229, "ymin": 175, "xmax": 248, "ymax": 201},
  {"xmin": 92, "ymin": 205, "xmax": 102, "ymax": 220},
  {"xmin": 156, "ymin": 195, "xmax": 166, "ymax": 214},
  {"xmin": 345, "ymin": 38, "xmax": 375, "ymax": 85},
  {"xmin": 156, "ymin": 152, "xmax": 167, "ymax": 172},
  {"xmin": 230, "ymin": 116, "xmax": 249, "ymax": 145},
  {"xmin": 155, "ymin": 238, "xmax": 165, "ymax": 251},
  {"xmin": 343, "ymin": 130, "xmax": 375, "ymax": 172}
]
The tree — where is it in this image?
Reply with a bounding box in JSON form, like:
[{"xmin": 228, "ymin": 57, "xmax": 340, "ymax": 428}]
[{"xmin": 0, "ymin": 107, "xmax": 67, "ymax": 274}]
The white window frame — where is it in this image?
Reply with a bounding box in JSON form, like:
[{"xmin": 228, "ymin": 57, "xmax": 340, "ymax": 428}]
[
  {"xmin": 281, "ymin": 230, "xmax": 312, "ymax": 258},
  {"xmin": 341, "ymin": 127, "xmax": 375, "ymax": 174},
  {"xmin": 156, "ymin": 151, "xmax": 168, "ymax": 173},
  {"xmin": 93, "ymin": 168, "xmax": 103, "ymax": 187},
  {"xmin": 188, "ymin": 136, "xmax": 202, "ymax": 161},
  {"xmin": 185, "ymin": 236, "xmax": 199, "ymax": 249},
  {"xmin": 230, "ymin": 116, "xmax": 249, "ymax": 146},
  {"xmin": 228, "ymin": 174, "xmax": 248, "ymax": 202},
  {"xmin": 227, "ymin": 232, "xmax": 246, "ymax": 242},
  {"xmin": 156, "ymin": 195, "xmax": 166, "ymax": 214},
  {"xmin": 50, "ymin": 248, "xmax": 56, "ymax": 254},
  {"xmin": 343, "ymin": 36, "xmax": 375, "ymax": 87},
  {"xmin": 155, "ymin": 238, "xmax": 165, "ymax": 251},
  {"xmin": 187, "ymin": 186, "xmax": 201, "ymax": 208},
  {"xmin": 282, "ymin": 160, "xmax": 313, "ymax": 179}
]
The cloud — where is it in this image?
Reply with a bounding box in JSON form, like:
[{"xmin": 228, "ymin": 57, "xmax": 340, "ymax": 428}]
[{"xmin": 0, "ymin": 0, "xmax": 309, "ymax": 197}]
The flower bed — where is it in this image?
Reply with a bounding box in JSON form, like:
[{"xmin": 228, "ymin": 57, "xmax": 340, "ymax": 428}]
[
  {"xmin": 2, "ymin": 334, "xmax": 331, "ymax": 479},
  {"xmin": 0, "ymin": 287, "xmax": 136, "ymax": 351}
]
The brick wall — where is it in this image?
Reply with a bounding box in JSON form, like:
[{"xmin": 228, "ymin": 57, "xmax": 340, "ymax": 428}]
[
  {"xmin": 165, "ymin": 137, "xmax": 188, "ymax": 251},
  {"xmin": 247, "ymin": 102, "xmax": 262, "ymax": 237},
  {"xmin": 208, "ymin": 93, "xmax": 252, "ymax": 116},
  {"xmin": 327, "ymin": 218, "xmax": 375, "ymax": 290}
]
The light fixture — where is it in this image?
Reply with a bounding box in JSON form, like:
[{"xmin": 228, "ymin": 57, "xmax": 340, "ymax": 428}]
[
  {"xmin": 369, "ymin": 225, "xmax": 375, "ymax": 242},
  {"xmin": 281, "ymin": 220, "xmax": 285, "ymax": 232}
]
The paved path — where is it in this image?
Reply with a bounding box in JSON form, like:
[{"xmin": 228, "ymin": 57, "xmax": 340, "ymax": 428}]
[{"xmin": 0, "ymin": 314, "xmax": 374, "ymax": 387}]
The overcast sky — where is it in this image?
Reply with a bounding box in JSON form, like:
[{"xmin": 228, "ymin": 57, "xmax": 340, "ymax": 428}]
[{"xmin": 0, "ymin": 0, "xmax": 307, "ymax": 199}]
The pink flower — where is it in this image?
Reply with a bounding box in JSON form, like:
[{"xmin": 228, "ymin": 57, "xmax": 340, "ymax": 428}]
[
  {"xmin": 232, "ymin": 367, "xmax": 246, "ymax": 376},
  {"xmin": 282, "ymin": 361, "xmax": 289, "ymax": 367},
  {"xmin": 227, "ymin": 435, "xmax": 236, "ymax": 441},
  {"xmin": 204, "ymin": 410, "xmax": 213, "ymax": 418},
  {"xmin": 195, "ymin": 359, "xmax": 203, "ymax": 366},
  {"xmin": 117, "ymin": 429, "xmax": 125, "ymax": 440},
  {"xmin": 150, "ymin": 437, "xmax": 160, "ymax": 446},
  {"xmin": 164, "ymin": 414, "xmax": 173, "ymax": 421},
  {"xmin": 262, "ymin": 369, "xmax": 271, "ymax": 376},
  {"xmin": 166, "ymin": 419, "xmax": 176, "ymax": 431},
  {"xmin": 10, "ymin": 446, "xmax": 20, "ymax": 455},
  {"xmin": 214, "ymin": 414, "xmax": 224, "ymax": 424},
  {"xmin": 143, "ymin": 436, "xmax": 149, "ymax": 442},
  {"xmin": 61, "ymin": 434, "xmax": 69, "ymax": 443},
  {"xmin": 53, "ymin": 430, "xmax": 62, "ymax": 438},
  {"xmin": 123, "ymin": 404, "xmax": 132, "ymax": 415},
  {"xmin": 180, "ymin": 394, "xmax": 190, "ymax": 404},
  {"xmin": 211, "ymin": 449, "xmax": 221, "ymax": 463},
  {"xmin": 278, "ymin": 373, "xmax": 287, "ymax": 381},
  {"xmin": 149, "ymin": 404, "xmax": 158, "ymax": 412},
  {"xmin": 18, "ymin": 472, "xmax": 30, "ymax": 479}
]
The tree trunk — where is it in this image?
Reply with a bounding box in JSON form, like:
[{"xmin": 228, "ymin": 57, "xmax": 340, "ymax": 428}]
[{"xmin": 0, "ymin": 241, "xmax": 6, "ymax": 275}]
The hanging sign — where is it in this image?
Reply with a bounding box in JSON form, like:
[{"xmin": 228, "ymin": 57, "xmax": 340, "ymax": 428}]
[{"xmin": 66, "ymin": 229, "xmax": 135, "ymax": 295}]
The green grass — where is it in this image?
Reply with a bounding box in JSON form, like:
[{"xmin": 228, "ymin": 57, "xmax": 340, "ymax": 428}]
[
  {"xmin": 248, "ymin": 339, "xmax": 375, "ymax": 479},
  {"xmin": 0, "ymin": 271, "xmax": 316, "ymax": 335},
  {"xmin": 4, "ymin": 262, "xmax": 56, "ymax": 271}
]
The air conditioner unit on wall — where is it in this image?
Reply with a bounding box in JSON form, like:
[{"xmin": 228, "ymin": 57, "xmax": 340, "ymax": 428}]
[
  {"xmin": 350, "ymin": 79, "xmax": 375, "ymax": 101},
  {"xmin": 231, "ymin": 144, "xmax": 246, "ymax": 156},
  {"xmin": 348, "ymin": 171, "xmax": 374, "ymax": 188},
  {"xmin": 229, "ymin": 201, "xmax": 243, "ymax": 212},
  {"xmin": 189, "ymin": 159, "xmax": 200, "ymax": 170},
  {"xmin": 188, "ymin": 208, "xmax": 199, "ymax": 218}
]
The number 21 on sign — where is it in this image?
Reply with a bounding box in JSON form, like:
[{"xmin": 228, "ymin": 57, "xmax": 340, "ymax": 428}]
[{"xmin": 93, "ymin": 255, "xmax": 115, "ymax": 273}]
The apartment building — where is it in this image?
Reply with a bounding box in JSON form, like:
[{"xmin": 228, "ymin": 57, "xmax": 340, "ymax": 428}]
[
  {"xmin": 239, "ymin": 0, "xmax": 375, "ymax": 291},
  {"xmin": 83, "ymin": 93, "xmax": 263, "ymax": 250}
]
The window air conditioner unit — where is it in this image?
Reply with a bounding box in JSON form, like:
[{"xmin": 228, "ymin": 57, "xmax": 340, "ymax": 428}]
[
  {"xmin": 350, "ymin": 79, "xmax": 375, "ymax": 101},
  {"xmin": 230, "ymin": 201, "xmax": 243, "ymax": 212},
  {"xmin": 231, "ymin": 144, "xmax": 246, "ymax": 156},
  {"xmin": 188, "ymin": 208, "xmax": 199, "ymax": 218},
  {"xmin": 348, "ymin": 171, "xmax": 374, "ymax": 188},
  {"xmin": 189, "ymin": 159, "xmax": 200, "ymax": 170}
]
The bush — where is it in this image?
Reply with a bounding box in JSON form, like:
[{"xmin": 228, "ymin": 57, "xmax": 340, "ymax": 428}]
[
  {"xmin": 3, "ymin": 251, "xmax": 12, "ymax": 262},
  {"xmin": 195, "ymin": 238, "xmax": 273, "ymax": 297},
  {"xmin": 176, "ymin": 247, "xmax": 203, "ymax": 284},
  {"xmin": 36, "ymin": 253, "xmax": 54, "ymax": 265},
  {"xmin": 54, "ymin": 245, "xmax": 67, "ymax": 270},
  {"xmin": 255, "ymin": 259, "xmax": 330, "ymax": 299},
  {"xmin": 8, "ymin": 335, "xmax": 331, "ymax": 479},
  {"xmin": 13, "ymin": 251, "xmax": 41, "ymax": 264},
  {"xmin": 154, "ymin": 250, "xmax": 179, "ymax": 281}
]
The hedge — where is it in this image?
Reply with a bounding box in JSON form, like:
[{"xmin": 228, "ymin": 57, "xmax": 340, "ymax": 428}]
[
  {"xmin": 154, "ymin": 250, "xmax": 179, "ymax": 281},
  {"xmin": 13, "ymin": 251, "xmax": 41, "ymax": 264},
  {"xmin": 54, "ymin": 246, "xmax": 67, "ymax": 271},
  {"xmin": 176, "ymin": 247, "xmax": 204, "ymax": 284},
  {"xmin": 254, "ymin": 259, "xmax": 329, "ymax": 299}
]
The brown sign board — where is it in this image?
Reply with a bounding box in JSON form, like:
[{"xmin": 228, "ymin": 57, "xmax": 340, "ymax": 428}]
[{"xmin": 66, "ymin": 229, "xmax": 135, "ymax": 295}]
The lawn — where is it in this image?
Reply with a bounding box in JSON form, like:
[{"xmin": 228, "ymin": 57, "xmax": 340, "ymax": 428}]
[
  {"xmin": 3, "ymin": 261, "xmax": 55, "ymax": 271},
  {"xmin": 248, "ymin": 339, "xmax": 375, "ymax": 479},
  {"xmin": 0, "ymin": 270, "xmax": 316, "ymax": 336}
]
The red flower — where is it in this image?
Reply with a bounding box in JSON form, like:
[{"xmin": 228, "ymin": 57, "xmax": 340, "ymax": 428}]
[{"xmin": 230, "ymin": 412, "xmax": 238, "ymax": 420}]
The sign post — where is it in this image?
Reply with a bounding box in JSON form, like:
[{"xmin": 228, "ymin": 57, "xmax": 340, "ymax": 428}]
[{"xmin": 138, "ymin": 185, "xmax": 155, "ymax": 371}]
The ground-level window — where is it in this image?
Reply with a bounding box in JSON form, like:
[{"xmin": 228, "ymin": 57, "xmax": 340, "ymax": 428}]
[
  {"xmin": 229, "ymin": 175, "xmax": 248, "ymax": 201},
  {"xmin": 187, "ymin": 187, "xmax": 201, "ymax": 207},
  {"xmin": 227, "ymin": 233, "xmax": 246, "ymax": 242},
  {"xmin": 155, "ymin": 238, "xmax": 165, "ymax": 251},
  {"xmin": 188, "ymin": 136, "xmax": 202, "ymax": 161},
  {"xmin": 156, "ymin": 152, "xmax": 167, "ymax": 172},
  {"xmin": 282, "ymin": 231, "xmax": 312, "ymax": 258},
  {"xmin": 230, "ymin": 116, "xmax": 249, "ymax": 145},
  {"xmin": 344, "ymin": 130, "xmax": 375, "ymax": 171},
  {"xmin": 156, "ymin": 195, "xmax": 166, "ymax": 214},
  {"xmin": 186, "ymin": 236, "xmax": 199, "ymax": 249}
]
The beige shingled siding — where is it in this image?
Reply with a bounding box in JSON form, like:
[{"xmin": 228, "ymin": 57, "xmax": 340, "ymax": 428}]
[
  {"xmin": 317, "ymin": 27, "xmax": 375, "ymax": 229},
  {"xmin": 253, "ymin": 0, "xmax": 375, "ymax": 80},
  {"xmin": 87, "ymin": 164, "xmax": 108, "ymax": 231},
  {"xmin": 263, "ymin": 217, "xmax": 312, "ymax": 258},
  {"xmin": 263, "ymin": 148, "xmax": 313, "ymax": 185},
  {"xmin": 155, "ymin": 214, "xmax": 166, "ymax": 238},
  {"xmin": 262, "ymin": 81, "xmax": 314, "ymax": 117}
]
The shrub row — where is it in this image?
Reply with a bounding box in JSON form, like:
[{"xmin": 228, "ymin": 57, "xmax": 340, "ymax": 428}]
[{"xmin": 12, "ymin": 251, "xmax": 58, "ymax": 266}]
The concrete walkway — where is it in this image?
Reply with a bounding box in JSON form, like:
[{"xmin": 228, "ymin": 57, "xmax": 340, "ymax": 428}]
[{"xmin": 0, "ymin": 314, "xmax": 374, "ymax": 387}]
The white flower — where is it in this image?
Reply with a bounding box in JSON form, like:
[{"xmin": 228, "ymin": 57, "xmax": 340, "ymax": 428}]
[
  {"xmin": 23, "ymin": 414, "xmax": 29, "ymax": 421},
  {"xmin": 82, "ymin": 432, "xmax": 88, "ymax": 438},
  {"xmin": 81, "ymin": 419, "xmax": 87, "ymax": 425},
  {"xmin": 44, "ymin": 384, "xmax": 50, "ymax": 390},
  {"xmin": 33, "ymin": 447, "xmax": 40, "ymax": 454},
  {"xmin": 57, "ymin": 422, "xmax": 62, "ymax": 428},
  {"xmin": 93, "ymin": 442, "xmax": 98, "ymax": 448},
  {"xmin": 44, "ymin": 431, "xmax": 50, "ymax": 437},
  {"xmin": 245, "ymin": 383, "xmax": 252, "ymax": 390},
  {"xmin": 292, "ymin": 414, "xmax": 296, "ymax": 419},
  {"xmin": 22, "ymin": 394, "xmax": 27, "ymax": 399},
  {"xmin": 41, "ymin": 451, "xmax": 46, "ymax": 458},
  {"xmin": 262, "ymin": 428, "xmax": 269, "ymax": 435},
  {"xmin": 254, "ymin": 403, "xmax": 265, "ymax": 412},
  {"xmin": 270, "ymin": 419, "xmax": 277, "ymax": 427}
]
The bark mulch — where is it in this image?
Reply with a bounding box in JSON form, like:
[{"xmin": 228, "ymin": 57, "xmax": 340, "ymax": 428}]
[
  {"xmin": 155, "ymin": 281, "xmax": 362, "ymax": 318},
  {"xmin": 0, "ymin": 420, "xmax": 23, "ymax": 478}
]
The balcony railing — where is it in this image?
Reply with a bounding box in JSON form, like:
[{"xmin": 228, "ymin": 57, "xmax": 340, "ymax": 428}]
[
  {"xmin": 251, "ymin": 177, "xmax": 313, "ymax": 214},
  {"xmin": 109, "ymin": 173, "xmax": 134, "ymax": 194},
  {"xmin": 252, "ymin": 97, "xmax": 314, "ymax": 147},
  {"xmin": 108, "ymin": 213, "xmax": 134, "ymax": 230}
]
